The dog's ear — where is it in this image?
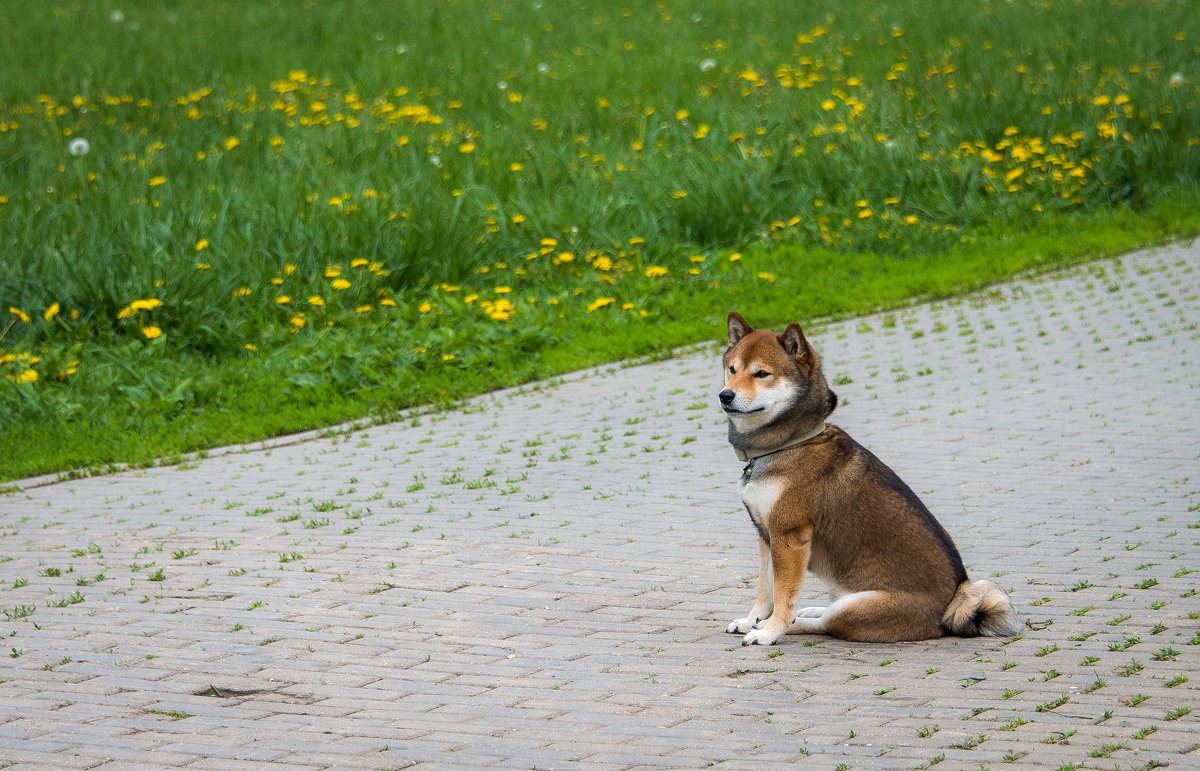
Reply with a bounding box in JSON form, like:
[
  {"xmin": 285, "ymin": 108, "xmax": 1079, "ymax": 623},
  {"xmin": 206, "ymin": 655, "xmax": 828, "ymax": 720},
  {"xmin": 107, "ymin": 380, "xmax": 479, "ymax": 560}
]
[
  {"xmin": 727, "ymin": 311, "xmax": 752, "ymax": 348},
  {"xmin": 780, "ymin": 322, "xmax": 815, "ymax": 363}
]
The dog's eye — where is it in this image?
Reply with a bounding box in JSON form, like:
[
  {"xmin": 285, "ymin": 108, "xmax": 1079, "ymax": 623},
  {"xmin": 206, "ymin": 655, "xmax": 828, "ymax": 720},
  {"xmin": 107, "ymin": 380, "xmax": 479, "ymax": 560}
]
[
  {"xmin": 728, "ymin": 365, "xmax": 736, "ymax": 374},
  {"xmin": 753, "ymin": 370, "xmax": 770, "ymax": 379}
]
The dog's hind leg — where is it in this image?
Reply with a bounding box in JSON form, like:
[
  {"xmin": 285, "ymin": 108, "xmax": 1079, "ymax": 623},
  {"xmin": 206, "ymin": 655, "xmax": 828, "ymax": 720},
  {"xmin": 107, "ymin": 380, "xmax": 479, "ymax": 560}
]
[
  {"xmin": 801, "ymin": 590, "xmax": 943, "ymax": 642},
  {"xmin": 793, "ymin": 606, "xmax": 826, "ymax": 620}
]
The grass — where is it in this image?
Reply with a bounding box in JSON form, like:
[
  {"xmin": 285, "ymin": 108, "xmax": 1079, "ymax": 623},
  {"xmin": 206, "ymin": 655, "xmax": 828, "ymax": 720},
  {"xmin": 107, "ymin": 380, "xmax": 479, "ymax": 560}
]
[{"xmin": 2, "ymin": 0, "xmax": 1198, "ymax": 480}]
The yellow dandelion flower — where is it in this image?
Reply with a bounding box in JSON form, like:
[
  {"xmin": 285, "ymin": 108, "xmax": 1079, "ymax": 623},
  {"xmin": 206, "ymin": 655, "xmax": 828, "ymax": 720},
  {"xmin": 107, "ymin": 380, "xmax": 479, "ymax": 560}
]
[
  {"xmin": 245, "ymin": 343, "xmax": 258, "ymax": 351},
  {"xmin": 308, "ymin": 296, "xmax": 325, "ymax": 306},
  {"xmin": 587, "ymin": 297, "xmax": 615, "ymax": 312},
  {"xmin": 729, "ymin": 253, "xmax": 742, "ymax": 262},
  {"xmin": 276, "ymin": 295, "xmax": 291, "ymax": 304},
  {"xmin": 418, "ymin": 302, "xmax": 432, "ymax": 313},
  {"xmin": 117, "ymin": 298, "xmax": 162, "ymax": 318},
  {"xmin": 148, "ymin": 176, "xmax": 166, "ymax": 187},
  {"xmin": 464, "ymin": 294, "xmax": 478, "ymax": 304},
  {"xmin": 644, "ymin": 266, "xmax": 667, "ymax": 277},
  {"xmin": 43, "ymin": 303, "xmax": 60, "ymax": 322},
  {"xmin": 757, "ymin": 271, "xmax": 776, "ymax": 283},
  {"xmin": 324, "ymin": 265, "xmax": 342, "ymax": 278},
  {"xmin": 141, "ymin": 325, "xmax": 163, "ymax": 339},
  {"xmin": 223, "ymin": 137, "xmax": 240, "ymax": 151},
  {"xmin": 380, "ymin": 298, "xmax": 397, "ymax": 307},
  {"xmin": 671, "ymin": 190, "xmax": 688, "ymax": 199},
  {"xmin": 196, "ymin": 262, "xmax": 211, "ymax": 270},
  {"xmin": 858, "ymin": 209, "xmax": 873, "ymax": 219},
  {"xmin": 356, "ymin": 305, "xmax": 372, "ymax": 314},
  {"xmin": 556, "ymin": 252, "xmax": 575, "ymax": 263},
  {"xmin": 290, "ymin": 315, "xmax": 306, "ymax": 328},
  {"xmin": 351, "ymin": 258, "xmax": 369, "ymax": 268},
  {"xmin": 821, "ymin": 99, "xmax": 836, "ymax": 111},
  {"xmin": 495, "ymin": 286, "xmax": 512, "ymax": 294},
  {"xmin": 486, "ymin": 298, "xmax": 515, "ymax": 320},
  {"xmin": 331, "ymin": 278, "xmax": 351, "ymax": 290},
  {"xmin": 594, "ymin": 256, "xmax": 613, "ymax": 271},
  {"xmin": 675, "ymin": 109, "xmax": 689, "ymax": 120},
  {"xmin": 511, "ymin": 214, "xmax": 526, "ymax": 224},
  {"xmin": 194, "ymin": 238, "xmax": 210, "ymax": 252},
  {"xmin": 14, "ymin": 369, "xmax": 38, "ymax": 384},
  {"xmin": 629, "ymin": 236, "xmax": 645, "ymax": 246},
  {"xmin": 459, "ymin": 142, "xmax": 475, "ymax": 154},
  {"xmin": 233, "ymin": 287, "xmax": 252, "ymax": 298},
  {"xmin": 442, "ymin": 354, "xmax": 455, "ymax": 361}
]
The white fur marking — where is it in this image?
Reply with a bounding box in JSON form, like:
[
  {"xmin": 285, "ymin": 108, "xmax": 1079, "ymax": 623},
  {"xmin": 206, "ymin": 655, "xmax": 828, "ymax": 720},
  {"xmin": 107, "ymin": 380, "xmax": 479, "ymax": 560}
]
[
  {"xmin": 789, "ymin": 591, "xmax": 882, "ymax": 635},
  {"xmin": 725, "ymin": 380, "xmax": 799, "ymax": 432},
  {"xmin": 739, "ymin": 476, "xmax": 783, "ymax": 531}
]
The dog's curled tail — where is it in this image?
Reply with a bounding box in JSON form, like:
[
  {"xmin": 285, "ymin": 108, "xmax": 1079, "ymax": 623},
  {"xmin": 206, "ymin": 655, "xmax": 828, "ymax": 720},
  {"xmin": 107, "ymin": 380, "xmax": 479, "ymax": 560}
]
[{"xmin": 941, "ymin": 579, "xmax": 1021, "ymax": 637}]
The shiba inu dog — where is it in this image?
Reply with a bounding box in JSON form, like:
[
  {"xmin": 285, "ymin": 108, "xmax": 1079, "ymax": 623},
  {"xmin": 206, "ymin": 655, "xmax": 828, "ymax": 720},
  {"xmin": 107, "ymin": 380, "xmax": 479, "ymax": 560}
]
[{"xmin": 720, "ymin": 311, "xmax": 1020, "ymax": 646}]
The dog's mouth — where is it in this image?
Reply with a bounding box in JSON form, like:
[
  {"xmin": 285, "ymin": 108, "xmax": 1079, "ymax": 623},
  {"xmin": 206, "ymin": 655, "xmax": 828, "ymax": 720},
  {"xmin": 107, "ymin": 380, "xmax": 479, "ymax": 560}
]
[{"xmin": 723, "ymin": 405, "xmax": 765, "ymax": 415}]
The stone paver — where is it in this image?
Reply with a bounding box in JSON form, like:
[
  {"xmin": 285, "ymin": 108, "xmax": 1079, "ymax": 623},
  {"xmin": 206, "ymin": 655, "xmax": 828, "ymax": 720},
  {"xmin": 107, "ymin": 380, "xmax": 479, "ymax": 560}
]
[{"xmin": 1, "ymin": 240, "xmax": 1198, "ymax": 769}]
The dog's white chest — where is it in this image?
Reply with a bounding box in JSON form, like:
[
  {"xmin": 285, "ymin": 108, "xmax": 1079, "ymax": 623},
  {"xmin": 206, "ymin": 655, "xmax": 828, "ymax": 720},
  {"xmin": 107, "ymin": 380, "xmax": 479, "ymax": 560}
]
[{"xmin": 740, "ymin": 475, "xmax": 783, "ymax": 529}]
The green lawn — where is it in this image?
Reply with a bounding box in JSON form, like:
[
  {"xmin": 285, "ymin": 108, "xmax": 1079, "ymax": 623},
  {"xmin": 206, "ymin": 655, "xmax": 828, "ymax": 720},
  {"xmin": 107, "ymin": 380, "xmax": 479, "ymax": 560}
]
[{"xmin": 2, "ymin": 0, "xmax": 1198, "ymax": 481}]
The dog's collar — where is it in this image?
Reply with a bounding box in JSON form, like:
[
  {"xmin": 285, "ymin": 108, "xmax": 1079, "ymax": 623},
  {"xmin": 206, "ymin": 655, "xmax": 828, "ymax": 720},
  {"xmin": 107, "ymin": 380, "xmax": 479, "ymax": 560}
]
[{"xmin": 736, "ymin": 423, "xmax": 827, "ymax": 474}]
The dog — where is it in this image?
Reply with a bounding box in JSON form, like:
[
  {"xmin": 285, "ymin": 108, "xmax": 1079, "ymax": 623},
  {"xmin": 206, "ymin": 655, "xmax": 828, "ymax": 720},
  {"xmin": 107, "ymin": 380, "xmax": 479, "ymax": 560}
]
[{"xmin": 720, "ymin": 311, "xmax": 1020, "ymax": 646}]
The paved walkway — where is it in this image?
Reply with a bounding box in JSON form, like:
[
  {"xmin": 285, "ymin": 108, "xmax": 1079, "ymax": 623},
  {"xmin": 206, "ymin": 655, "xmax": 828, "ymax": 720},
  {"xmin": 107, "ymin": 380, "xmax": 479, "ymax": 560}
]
[{"xmin": 1, "ymin": 241, "xmax": 1197, "ymax": 770}]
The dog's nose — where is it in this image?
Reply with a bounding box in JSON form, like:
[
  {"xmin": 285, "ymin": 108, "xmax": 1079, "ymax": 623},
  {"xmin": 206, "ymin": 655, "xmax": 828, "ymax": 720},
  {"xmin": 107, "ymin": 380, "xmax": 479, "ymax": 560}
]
[{"xmin": 718, "ymin": 389, "xmax": 735, "ymax": 406}]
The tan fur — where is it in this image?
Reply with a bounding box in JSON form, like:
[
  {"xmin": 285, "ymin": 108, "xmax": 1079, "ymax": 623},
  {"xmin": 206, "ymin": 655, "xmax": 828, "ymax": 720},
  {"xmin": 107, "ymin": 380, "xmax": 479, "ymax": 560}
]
[{"xmin": 720, "ymin": 311, "xmax": 1020, "ymax": 645}]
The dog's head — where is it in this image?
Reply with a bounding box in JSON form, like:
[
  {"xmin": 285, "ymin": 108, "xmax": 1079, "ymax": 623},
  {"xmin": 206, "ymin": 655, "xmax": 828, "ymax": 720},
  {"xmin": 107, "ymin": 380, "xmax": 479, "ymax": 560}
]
[{"xmin": 719, "ymin": 311, "xmax": 836, "ymax": 433}]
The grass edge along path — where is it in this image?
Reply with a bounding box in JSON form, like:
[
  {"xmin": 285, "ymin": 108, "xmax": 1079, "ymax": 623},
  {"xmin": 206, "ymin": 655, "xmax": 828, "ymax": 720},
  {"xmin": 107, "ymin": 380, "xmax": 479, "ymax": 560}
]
[{"xmin": 3, "ymin": 199, "xmax": 1199, "ymax": 485}]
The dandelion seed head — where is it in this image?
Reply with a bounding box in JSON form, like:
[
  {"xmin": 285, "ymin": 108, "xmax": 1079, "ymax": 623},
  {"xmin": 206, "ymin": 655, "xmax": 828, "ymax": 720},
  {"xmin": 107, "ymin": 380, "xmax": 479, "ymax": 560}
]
[
  {"xmin": 68, "ymin": 138, "xmax": 90, "ymax": 156},
  {"xmin": 700, "ymin": 58, "xmax": 717, "ymax": 73},
  {"xmin": 1169, "ymin": 72, "xmax": 1184, "ymax": 87},
  {"xmin": 110, "ymin": 10, "xmax": 124, "ymax": 23},
  {"xmin": 537, "ymin": 62, "xmax": 550, "ymax": 75}
]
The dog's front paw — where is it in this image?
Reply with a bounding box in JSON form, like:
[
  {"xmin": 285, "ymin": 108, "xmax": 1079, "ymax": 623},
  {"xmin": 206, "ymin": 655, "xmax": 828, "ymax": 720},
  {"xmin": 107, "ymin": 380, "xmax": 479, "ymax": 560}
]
[
  {"xmin": 742, "ymin": 625, "xmax": 785, "ymax": 646},
  {"xmin": 726, "ymin": 616, "xmax": 760, "ymax": 634}
]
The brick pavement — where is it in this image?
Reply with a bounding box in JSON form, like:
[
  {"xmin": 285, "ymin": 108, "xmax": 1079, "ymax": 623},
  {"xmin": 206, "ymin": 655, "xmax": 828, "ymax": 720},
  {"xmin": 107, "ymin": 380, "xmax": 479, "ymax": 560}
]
[{"xmin": 0, "ymin": 241, "xmax": 1197, "ymax": 769}]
